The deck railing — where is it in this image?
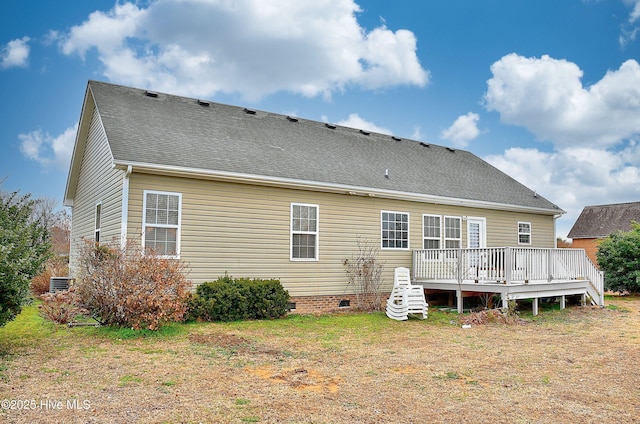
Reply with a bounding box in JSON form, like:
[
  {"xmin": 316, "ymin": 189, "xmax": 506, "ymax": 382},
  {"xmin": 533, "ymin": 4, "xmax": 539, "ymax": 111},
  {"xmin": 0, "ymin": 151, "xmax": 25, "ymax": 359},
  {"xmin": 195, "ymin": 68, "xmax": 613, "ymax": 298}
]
[{"xmin": 413, "ymin": 247, "xmax": 604, "ymax": 305}]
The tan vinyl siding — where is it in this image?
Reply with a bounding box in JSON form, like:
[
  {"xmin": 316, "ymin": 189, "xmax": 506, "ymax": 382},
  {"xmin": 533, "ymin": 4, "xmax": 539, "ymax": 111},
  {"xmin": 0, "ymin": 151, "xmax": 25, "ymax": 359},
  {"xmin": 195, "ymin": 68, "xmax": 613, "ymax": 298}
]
[
  {"xmin": 68, "ymin": 109, "xmax": 123, "ymax": 276},
  {"xmin": 127, "ymin": 173, "xmax": 557, "ymax": 297}
]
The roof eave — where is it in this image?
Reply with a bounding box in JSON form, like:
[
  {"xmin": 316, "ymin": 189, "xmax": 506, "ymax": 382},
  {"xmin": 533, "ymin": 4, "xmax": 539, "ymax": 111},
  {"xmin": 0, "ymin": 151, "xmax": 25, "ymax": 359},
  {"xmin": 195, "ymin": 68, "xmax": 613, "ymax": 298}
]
[{"xmin": 114, "ymin": 161, "xmax": 565, "ymax": 216}]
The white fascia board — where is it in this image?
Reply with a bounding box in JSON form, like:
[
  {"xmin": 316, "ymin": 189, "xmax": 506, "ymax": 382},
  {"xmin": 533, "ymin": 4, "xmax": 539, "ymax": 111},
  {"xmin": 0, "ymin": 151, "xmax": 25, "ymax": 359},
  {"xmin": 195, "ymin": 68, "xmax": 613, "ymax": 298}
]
[
  {"xmin": 114, "ymin": 161, "xmax": 565, "ymax": 216},
  {"xmin": 64, "ymin": 86, "xmax": 95, "ymax": 207}
]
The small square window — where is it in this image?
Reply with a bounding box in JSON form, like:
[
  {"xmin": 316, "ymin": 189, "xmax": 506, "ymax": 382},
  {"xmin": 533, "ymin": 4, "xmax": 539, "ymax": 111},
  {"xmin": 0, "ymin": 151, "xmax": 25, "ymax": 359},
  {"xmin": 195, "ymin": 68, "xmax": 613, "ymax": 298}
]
[
  {"xmin": 518, "ymin": 222, "xmax": 531, "ymax": 245},
  {"xmin": 381, "ymin": 211, "xmax": 409, "ymax": 249}
]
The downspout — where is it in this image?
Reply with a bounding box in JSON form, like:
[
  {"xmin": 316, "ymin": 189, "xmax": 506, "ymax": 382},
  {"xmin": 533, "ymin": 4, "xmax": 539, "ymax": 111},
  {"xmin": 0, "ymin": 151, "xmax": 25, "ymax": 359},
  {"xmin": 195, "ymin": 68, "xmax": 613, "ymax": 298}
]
[
  {"xmin": 553, "ymin": 213, "xmax": 562, "ymax": 248},
  {"xmin": 120, "ymin": 165, "xmax": 132, "ymax": 249}
]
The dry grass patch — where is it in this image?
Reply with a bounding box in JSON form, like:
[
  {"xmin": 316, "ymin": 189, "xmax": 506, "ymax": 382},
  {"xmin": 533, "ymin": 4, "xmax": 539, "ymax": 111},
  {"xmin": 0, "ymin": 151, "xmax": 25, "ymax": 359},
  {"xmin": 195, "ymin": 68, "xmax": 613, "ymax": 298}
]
[{"xmin": 0, "ymin": 297, "xmax": 639, "ymax": 423}]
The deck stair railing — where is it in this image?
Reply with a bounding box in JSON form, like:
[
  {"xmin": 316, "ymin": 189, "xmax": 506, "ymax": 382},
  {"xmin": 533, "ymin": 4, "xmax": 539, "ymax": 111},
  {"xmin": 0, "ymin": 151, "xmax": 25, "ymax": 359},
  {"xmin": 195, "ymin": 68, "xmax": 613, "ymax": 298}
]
[{"xmin": 413, "ymin": 247, "xmax": 604, "ymax": 306}]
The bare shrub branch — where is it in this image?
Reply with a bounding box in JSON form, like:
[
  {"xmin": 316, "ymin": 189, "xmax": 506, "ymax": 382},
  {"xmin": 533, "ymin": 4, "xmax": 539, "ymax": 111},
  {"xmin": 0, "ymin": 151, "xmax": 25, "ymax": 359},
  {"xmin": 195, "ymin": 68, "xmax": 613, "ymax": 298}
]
[{"xmin": 343, "ymin": 237, "xmax": 385, "ymax": 311}]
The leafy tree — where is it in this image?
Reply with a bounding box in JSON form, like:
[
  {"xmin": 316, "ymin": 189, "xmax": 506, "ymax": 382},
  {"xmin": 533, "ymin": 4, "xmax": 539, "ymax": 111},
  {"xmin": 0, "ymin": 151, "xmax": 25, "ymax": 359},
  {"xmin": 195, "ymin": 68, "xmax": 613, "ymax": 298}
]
[
  {"xmin": 596, "ymin": 222, "xmax": 640, "ymax": 294},
  {"xmin": 0, "ymin": 190, "xmax": 51, "ymax": 326}
]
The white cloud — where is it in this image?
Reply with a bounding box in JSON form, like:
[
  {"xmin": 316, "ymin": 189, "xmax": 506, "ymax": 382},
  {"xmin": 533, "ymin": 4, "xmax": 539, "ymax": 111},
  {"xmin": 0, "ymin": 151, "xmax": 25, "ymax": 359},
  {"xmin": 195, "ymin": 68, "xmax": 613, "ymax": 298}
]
[
  {"xmin": 58, "ymin": 0, "xmax": 428, "ymax": 101},
  {"xmin": 19, "ymin": 124, "xmax": 78, "ymax": 170},
  {"xmin": 336, "ymin": 113, "xmax": 392, "ymax": 135},
  {"xmin": 484, "ymin": 52, "xmax": 640, "ymax": 238},
  {"xmin": 484, "ymin": 144, "xmax": 640, "ymax": 238},
  {"xmin": 410, "ymin": 126, "xmax": 424, "ymax": 141},
  {"xmin": 626, "ymin": 0, "xmax": 640, "ymax": 23},
  {"xmin": 485, "ymin": 54, "xmax": 640, "ymax": 148},
  {"xmin": 1, "ymin": 37, "xmax": 31, "ymax": 69},
  {"xmin": 618, "ymin": 1, "xmax": 640, "ymax": 46},
  {"xmin": 61, "ymin": 3, "xmax": 145, "ymax": 59},
  {"xmin": 440, "ymin": 112, "xmax": 480, "ymax": 147}
]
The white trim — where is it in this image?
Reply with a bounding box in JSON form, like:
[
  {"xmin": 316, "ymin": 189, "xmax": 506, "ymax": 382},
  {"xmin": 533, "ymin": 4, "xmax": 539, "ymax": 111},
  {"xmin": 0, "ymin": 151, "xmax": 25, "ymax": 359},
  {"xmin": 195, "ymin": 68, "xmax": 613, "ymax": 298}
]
[
  {"xmin": 422, "ymin": 213, "xmax": 441, "ymax": 249},
  {"xmin": 120, "ymin": 165, "xmax": 132, "ymax": 248},
  {"xmin": 113, "ymin": 161, "xmax": 565, "ymax": 216},
  {"xmin": 466, "ymin": 217, "xmax": 487, "ymax": 249},
  {"xmin": 381, "ymin": 210, "xmax": 410, "ymax": 250},
  {"xmin": 444, "ymin": 215, "xmax": 462, "ymax": 249},
  {"xmin": 518, "ymin": 221, "xmax": 532, "ymax": 245},
  {"xmin": 94, "ymin": 202, "xmax": 102, "ymax": 243},
  {"xmin": 290, "ymin": 203, "xmax": 319, "ymax": 261},
  {"xmin": 142, "ymin": 190, "xmax": 182, "ymax": 258}
]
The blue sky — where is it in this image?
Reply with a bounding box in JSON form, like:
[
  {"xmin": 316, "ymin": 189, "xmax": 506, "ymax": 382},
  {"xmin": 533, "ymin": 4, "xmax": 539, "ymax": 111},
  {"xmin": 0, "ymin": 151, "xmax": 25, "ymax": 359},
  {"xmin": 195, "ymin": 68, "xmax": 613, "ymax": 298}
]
[{"xmin": 2, "ymin": 0, "xmax": 640, "ymax": 238}]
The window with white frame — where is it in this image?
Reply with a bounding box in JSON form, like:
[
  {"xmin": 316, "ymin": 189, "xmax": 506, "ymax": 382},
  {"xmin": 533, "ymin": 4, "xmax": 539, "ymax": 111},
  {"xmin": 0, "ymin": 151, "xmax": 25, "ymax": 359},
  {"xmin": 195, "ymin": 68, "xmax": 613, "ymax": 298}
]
[
  {"xmin": 94, "ymin": 203, "xmax": 102, "ymax": 243},
  {"xmin": 291, "ymin": 203, "xmax": 319, "ymax": 260},
  {"xmin": 381, "ymin": 211, "xmax": 409, "ymax": 249},
  {"xmin": 143, "ymin": 191, "xmax": 181, "ymax": 257},
  {"xmin": 422, "ymin": 214, "xmax": 441, "ymax": 249},
  {"xmin": 518, "ymin": 222, "xmax": 531, "ymax": 245},
  {"xmin": 444, "ymin": 216, "xmax": 461, "ymax": 248}
]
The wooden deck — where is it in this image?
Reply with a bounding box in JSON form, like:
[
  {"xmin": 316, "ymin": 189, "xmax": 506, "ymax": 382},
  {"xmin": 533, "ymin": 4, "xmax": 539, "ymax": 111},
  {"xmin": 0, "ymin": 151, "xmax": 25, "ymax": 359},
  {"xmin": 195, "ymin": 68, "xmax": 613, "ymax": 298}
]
[{"xmin": 412, "ymin": 247, "xmax": 604, "ymax": 315}]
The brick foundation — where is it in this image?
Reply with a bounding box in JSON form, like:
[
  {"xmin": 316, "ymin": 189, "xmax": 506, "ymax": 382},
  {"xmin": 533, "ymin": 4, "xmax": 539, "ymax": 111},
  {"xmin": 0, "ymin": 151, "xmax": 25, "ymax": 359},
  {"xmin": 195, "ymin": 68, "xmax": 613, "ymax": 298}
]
[{"xmin": 289, "ymin": 293, "xmax": 387, "ymax": 314}]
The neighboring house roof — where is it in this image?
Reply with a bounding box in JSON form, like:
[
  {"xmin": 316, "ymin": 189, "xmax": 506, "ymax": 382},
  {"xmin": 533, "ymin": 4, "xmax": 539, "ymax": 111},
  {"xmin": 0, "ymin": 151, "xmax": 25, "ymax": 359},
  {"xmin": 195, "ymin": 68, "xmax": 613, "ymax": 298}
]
[
  {"xmin": 65, "ymin": 80, "xmax": 563, "ymax": 214},
  {"xmin": 568, "ymin": 202, "xmax": 640, "ymax": 239}
]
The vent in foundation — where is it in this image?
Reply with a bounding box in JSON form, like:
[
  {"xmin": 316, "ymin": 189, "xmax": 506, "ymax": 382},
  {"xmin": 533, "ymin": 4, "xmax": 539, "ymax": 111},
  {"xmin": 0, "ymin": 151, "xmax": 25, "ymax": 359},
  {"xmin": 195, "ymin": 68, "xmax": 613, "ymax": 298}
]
[
  {"xmin": 338, "ymin": 299, "xmax": 351, "ymax": 308},
  {"xmin": 286, "ymin": 302, "xmax": 297, "ymax": 311}
]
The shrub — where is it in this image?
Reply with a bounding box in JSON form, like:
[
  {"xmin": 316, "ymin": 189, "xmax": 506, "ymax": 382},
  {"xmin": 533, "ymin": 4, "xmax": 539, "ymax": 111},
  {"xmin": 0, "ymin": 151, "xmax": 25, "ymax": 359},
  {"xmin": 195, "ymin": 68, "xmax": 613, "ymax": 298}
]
[
  {"xmin": 75, "ymin": 239, "xmax": 191, "ymax": 330},
  {"xmin": 39, "ymin": 287, "xmax": 87, "ymax": 325},
  {"xmin": 188, "ymin": 275, "xmax": 289, "ymax": 322}
]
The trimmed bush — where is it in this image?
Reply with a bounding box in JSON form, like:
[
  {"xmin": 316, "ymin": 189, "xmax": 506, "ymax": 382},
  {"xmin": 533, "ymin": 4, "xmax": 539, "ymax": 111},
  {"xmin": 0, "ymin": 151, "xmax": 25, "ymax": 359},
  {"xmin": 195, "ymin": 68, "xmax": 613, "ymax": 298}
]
[{"xmin": 188, "ymin": 275, "xmax": 289, "ymax": 322}]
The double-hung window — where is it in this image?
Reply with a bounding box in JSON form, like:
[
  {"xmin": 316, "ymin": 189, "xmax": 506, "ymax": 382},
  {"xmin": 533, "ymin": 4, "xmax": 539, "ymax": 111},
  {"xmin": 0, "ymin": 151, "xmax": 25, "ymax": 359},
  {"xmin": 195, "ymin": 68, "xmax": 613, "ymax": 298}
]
[
  {"xmin": 291, "ymin": 203, "xmax": 319, "ymax": 261},
  {"xmin": 518, "ymin": 222, "xmax": 531, "ymax": 245},
  {"xmin": 422, "ymin": 214, "xmax": 441, "ymax": 249},
  {"xmin": 381, "ymin": 211, "xmax": 409, "ymax": 249},
  {"xmin": 444, "ymin": 216, "xmax": 462, "ymax": 249},
  {"xmin": 143, "ymin": 190, "xmax": 182, "ymax": 257}
]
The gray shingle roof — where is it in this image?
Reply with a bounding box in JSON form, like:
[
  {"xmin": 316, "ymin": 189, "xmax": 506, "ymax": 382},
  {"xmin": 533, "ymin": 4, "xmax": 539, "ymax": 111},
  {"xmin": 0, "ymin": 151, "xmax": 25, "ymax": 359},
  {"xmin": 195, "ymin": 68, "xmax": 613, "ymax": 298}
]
[
  {"xmin": 567, "ymin": 202, "xmax": 640, "ymax": 239},
  {"xmin": 86, "ymin": 80, "xmax": 562, "ymax": 213}
]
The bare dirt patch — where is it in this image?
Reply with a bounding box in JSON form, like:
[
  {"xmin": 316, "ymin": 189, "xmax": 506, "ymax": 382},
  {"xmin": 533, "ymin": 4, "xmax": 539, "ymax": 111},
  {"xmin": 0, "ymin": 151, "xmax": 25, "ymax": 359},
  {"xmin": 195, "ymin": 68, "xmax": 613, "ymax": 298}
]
[
  {"xmin": 247, "ymin": 366, "xmax": 342, "ymax": 393},
  {"xmin": 1, "ymin": 297, "xmax": 639, "ymax": 423}
]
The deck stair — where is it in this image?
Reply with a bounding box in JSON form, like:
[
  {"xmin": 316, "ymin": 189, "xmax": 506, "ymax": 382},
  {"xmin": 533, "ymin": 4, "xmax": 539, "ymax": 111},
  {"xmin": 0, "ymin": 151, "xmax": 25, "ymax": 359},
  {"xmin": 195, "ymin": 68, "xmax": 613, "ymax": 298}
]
[{"xmin": 386, "ymin": 267, "xmax": 428, "ymax": 320}]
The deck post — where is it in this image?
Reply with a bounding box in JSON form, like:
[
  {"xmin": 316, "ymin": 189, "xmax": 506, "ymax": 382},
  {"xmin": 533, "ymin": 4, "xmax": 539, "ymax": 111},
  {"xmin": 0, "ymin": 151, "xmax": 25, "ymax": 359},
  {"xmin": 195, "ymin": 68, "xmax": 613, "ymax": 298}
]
[
  {"xmin": 457, "ymin": 249, "xmax": 463, "ymax": 284},
  {"xmin": 504, "ymin": 247, "xmax": 512, "ymax": 284},
  {"xmin": 560, "ymin": 295, "xmax": 566, "ymax": 310},
  {"xmin": 532, "ymin": 298, "xmax": 539, "ymax": 316},
  {"xmin": 456, "ymin": 288, "xmax": 463, "ymax": 313}
]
